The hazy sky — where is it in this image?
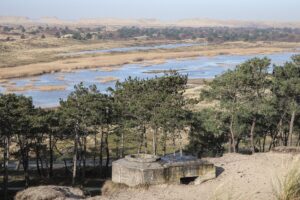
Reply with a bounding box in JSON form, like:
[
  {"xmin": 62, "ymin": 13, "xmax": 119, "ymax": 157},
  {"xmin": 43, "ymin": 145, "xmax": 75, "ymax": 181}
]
[{"xmin": 0, "ymin": 0, "xmax": 299, "ymax": 21}]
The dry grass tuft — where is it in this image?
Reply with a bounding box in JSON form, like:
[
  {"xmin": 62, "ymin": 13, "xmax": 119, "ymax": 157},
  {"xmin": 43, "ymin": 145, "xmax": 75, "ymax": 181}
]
[
  {"xmin": 273, "ymin": 161, "xmax": 300, "ymax": 200},
  {"xmin": 5, "ymin": 85, "xmax": 66, "ymax": 92},
  {"xmin": 15, "ymin": 185, "xmax": 85, "ymax": 200},
  {"xmin": 101, "ymin": 180, "xmax": 128, "ymax": 196},
  {"xmin": 134, "ymin": 183, "xmax": 151, "ymax": 190},
  {"xmin": 272, "ymin": 146, "xmax": 300, "ymax": 154}
]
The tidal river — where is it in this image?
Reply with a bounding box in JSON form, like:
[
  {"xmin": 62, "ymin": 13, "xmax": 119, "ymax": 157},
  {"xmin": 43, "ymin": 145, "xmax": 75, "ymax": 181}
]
[{"xmin": 0, "ymin": 52, "xmax": 297, "ymax": 107}]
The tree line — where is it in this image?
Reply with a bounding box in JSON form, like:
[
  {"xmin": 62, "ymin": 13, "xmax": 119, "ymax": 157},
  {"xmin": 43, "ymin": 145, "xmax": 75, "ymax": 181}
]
[
  {"xmin": 0, "ymin": 73, "xmax": 190, "ymax": 199},
  {"xmin": 191, "ymin": 54, "xmax": 300, "ymax": 155},
  {"xmin": 0, "ymin": 55, "xmax": 300, "ymax": 199},
  {"xmin": 116, "ymin": 27, "xmax": 300, "ymax": 42},
  {"xmin": 3, "ymin": 25, "xmax": 300, "ymax": 42}
]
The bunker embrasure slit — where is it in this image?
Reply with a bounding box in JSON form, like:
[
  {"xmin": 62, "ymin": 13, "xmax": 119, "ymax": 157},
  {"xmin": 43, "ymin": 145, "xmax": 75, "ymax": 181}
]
[{"xmin": 180, "ymin": 176, "xmax": 198, "ymax": 185}]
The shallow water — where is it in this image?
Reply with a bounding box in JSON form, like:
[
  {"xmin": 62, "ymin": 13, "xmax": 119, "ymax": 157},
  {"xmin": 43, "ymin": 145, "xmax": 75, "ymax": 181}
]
[{"xmin": 0, "ymin": 52, "xmax": 297, "ymax": 107}]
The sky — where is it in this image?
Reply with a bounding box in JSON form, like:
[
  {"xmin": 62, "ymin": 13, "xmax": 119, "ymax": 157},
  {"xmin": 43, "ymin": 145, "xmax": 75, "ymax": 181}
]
[{"xmin": 0, "ymin": 0, "xmax": 299, "ymax": 21}]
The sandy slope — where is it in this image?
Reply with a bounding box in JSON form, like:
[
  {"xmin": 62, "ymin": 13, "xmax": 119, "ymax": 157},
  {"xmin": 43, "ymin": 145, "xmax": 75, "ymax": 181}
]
[
  {"xmin": 1, "ymin": 16, "xmax": 300, "ymax": 28},
  {"xmin": 89, "ymin": 153, "xmax": 300, "ymax": 200}
]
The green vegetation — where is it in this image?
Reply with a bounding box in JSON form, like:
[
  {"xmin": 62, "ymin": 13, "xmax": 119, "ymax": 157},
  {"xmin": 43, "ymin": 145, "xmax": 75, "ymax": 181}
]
[
  {"xmin": 0, "ymin": 55, "xmax": 300, "ymax": 199},
  {"xmin": 0, "ymin": 73, "xmax": 190, "ymax": 199},
  {"xmin": 117, "ymin": 27, "xmax": 300, "ymax": 42},
  {"xmin": 2, "ymin": 25, "xmax": 300, "ymax": 42},
  {"xmin": 192, "ymin": 55, "xmax": 300, "ymax": 154}
]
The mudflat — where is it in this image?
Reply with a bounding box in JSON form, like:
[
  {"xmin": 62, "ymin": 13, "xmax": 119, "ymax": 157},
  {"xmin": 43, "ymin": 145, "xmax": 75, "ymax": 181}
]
[{"xmin": 0, "ymin": 39, "xmax": 299, "ymax": 80}]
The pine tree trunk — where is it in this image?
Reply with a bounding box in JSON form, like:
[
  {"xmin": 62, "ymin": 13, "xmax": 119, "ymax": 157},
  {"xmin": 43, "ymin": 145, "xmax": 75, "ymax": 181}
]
[
  {"xmin": 250, "ymin": 118, "xmax": 256, "ymax": 154},
  {"xmin": 105, "ymin": 125, "xmax": 110, "ymax": 169},
  {"xmin": 99, "ymin": 127, "xmax": 104, "ymax": 169},
  {"xmin": 297, "ymin": 134, "xmax": 300, "ymax": 146},
  {"xmin": 229, "ymin": 114, "xmax": 236, "ymax": 153},
  {"xmin": 278, "ymin": 118, "xmax": 283, "ymax": 146},
  {"xmin": 72, "ymin": 130, "xmax": 79, "ymax": 186},
  {"xmin": 121, "ymin": 130, "xmax": 124, "ymax": 158},
  {"xmin": 42, "ymin": 152, "xmax": 48, "ymax": 177},
  {"xmin": 82, "ymin": 136, "xmax": 86, "ymax": 181},
  {"xmin": 163, "ymin": 133, "xmax": 167, "ymax": 157},
  {"xmin": 228, "ymin": 133, "xmax": 232, "ymax": 153},
  {"xmin": 35, "ymin": 143, "xmax": 41, "ymax": 177},
  {"xmin": 63, "ymin": 159, "xmax": 68, "ymax": 175},
  {"xmin": 78, "ymin": 140, "xmax": 82, "ymax": 177},
  {"xmin": 138, "ymin": 133, "xmax": 143, "ymax": 154},
  {"xmin": 40, "ymin": 156, "xmax": 45, "ymax": 177},
  {"xmin": 173, "ymin": 137, "xmax": 176, "ymax": 156},
  {"xmin": 23, "ymin": 149, "xmax": 29, "ymax": 188},
  {"xmin": 269, "ymin": 133, "xmax": 275, "ymax": 151},
  {"xmin": 288, "ymin": 110, "xmax": 296, "ymax": 146},
  {"xmin": 258, "ymin": 138, "xmax": 262, "ymax": 152},
  {"xmin": 262, "ymin": 134, "xmax": 267, "ymax": 152},
  {"xmin": 138, "ymin": 125, "xmax": 144, "ymax": 154},
  {"xmin": 235, "ymin": 138, "xmax": 240, "ymax": 153},
  {"xmin": 19, "ymin": 137, "xmax": 30, "ymax": 188},
  {"xmin": 152, "ymin": 128, "xmax": 157, "ymax": 156},
  {"xmin": 93, "ymin": 131, "xmax": 97, "ymax": 167},
  {"xmin": 49, "ymin": 133, "xmax": 53, "ymax": 178},
  {"xmin": 143, "ymin": 125, "xmax": 147, "ymax": 154},
  {"xmin": 178, "ymin": 131, "xmax": 183, "ymax": 157},
  {"xmin": 3, "ymin": 136, "xmax": 9, "ymax": 200}
]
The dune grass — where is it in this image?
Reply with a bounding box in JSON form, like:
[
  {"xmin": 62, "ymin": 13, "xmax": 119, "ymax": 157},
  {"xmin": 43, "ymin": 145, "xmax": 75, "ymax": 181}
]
[{"xmin": 273, "ymin": 161, "xmax": 300, "ymax": 200}]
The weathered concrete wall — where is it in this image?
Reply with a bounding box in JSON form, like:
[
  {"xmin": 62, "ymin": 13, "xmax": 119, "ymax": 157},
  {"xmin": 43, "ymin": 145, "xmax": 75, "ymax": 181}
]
[
  {"xmin": 112, "ymin": 158, "xmax": 165, "ymax": 187},
  {"xmin": 112, "ymin": 161, "xmax": 145, "ymax": 187},
  {"xmin": 112, "ymin": 155, "xmax": 216, "ymax": 187},
  {"xmin": 164, "ymin": 160, "xmax": 215, "ymax": 183}
]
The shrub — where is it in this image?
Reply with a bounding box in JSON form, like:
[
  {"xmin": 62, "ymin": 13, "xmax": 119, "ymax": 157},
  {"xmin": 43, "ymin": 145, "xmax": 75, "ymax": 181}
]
[{"xmin": 101, "ymin": 180, "xmax": 128, "ymax": 196}]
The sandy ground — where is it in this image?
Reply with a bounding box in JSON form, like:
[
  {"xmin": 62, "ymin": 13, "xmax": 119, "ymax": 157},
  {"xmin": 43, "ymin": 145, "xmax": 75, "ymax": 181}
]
[
  {"xmin": 4, "ymin": 84, "xmax": 66, "ymax": 93},
  {"xmin": 96, "ymin": 76, "xmax": 119, "ymax": 83},
  {"xmin": 89, "ymin": 153, "xmax": 300, "ymax": 200}
]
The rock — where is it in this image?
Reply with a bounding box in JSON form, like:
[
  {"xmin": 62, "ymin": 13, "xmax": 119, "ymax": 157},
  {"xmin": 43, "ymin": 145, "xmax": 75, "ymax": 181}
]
[{"xmin": 15, "ymin": 185, "xmax": 85, "ymax": 200}]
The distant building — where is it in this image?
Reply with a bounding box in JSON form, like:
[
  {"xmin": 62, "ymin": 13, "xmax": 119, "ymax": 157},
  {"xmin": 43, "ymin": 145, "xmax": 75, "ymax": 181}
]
[
  {"xmin": 134, "ymin": 35, "xmax": 149, "ymax": 40},
  {"xmin": 61, "ymin": 34, "xmax": 73, "ymax": 38}
]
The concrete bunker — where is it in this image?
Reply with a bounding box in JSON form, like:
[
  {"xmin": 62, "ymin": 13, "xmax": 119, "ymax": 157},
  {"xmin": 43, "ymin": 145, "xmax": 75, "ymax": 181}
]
[{"xmin": 112, "ymin": 153, "xmax": 216, "ymax": 187}]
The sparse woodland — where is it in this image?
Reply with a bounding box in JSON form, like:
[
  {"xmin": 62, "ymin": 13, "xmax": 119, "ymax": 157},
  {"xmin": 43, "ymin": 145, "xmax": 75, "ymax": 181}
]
[
  {"xmin": 2, "ymin": 25, "xmax": 300, "ymax": 42},
  {"xmin": 0, "ymin": 55, "xmax": 300, "ymax": 199}
]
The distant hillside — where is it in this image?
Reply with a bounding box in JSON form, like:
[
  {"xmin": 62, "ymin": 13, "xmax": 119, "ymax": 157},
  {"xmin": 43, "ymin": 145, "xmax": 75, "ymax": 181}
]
[
  {"xmin": 1, "ymin": 16, "xmax": 300, "ymax": 28},
  {"xmin": 175, "ymin": 18, "xmax": 300, "ymax": 28}
]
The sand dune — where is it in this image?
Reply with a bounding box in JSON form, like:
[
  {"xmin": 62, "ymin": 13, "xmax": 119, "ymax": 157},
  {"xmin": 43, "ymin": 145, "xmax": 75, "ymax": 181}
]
[
  {"xmin": 88, "ymin": 153, "xmax": 300, "ymax": 200},
  {"xmin": 1, "ymin": 16, "xmax": 300, "ymax": 28}
]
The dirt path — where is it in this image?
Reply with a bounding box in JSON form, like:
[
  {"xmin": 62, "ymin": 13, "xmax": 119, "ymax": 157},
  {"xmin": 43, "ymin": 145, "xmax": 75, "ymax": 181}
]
[{"xmin": 89, "ymin": 153, "xmax": 300, "ymax": 200}]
